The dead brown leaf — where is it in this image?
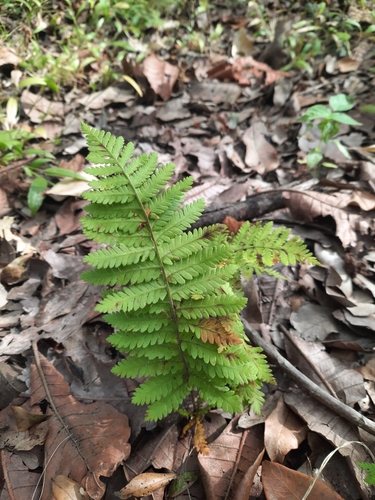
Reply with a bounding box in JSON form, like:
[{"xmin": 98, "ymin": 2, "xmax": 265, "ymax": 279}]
[
  {"xmin": 282, "ymin": 190, "xmax": 362, "ymax": 247},
  {"xmin": 11, "ymin": 405, "xmax": 48, "ymax": 431},
  {"xmin": 0, "ymin": 188, "xmax": 10, "ymax": 217},
  {"xmin": 30, "ymin": 352, "xmax": 131, "ymax": 500},
  {"xmin": 262, "ymin": 460, "xmax": 345, "ymax": 500},
  {"xmin": 21, "ymin": 89, "xmax": 65, "ymax": 124},
  {"xmin": 198, "ymin": 419, "xmax": 264, "ymax": 500},
  {"xmin": 142, "ymin": 54, "xmax": 179, "ymax": 102},
  {"xmin": 348, "ymin": 190, "xmax": 375, "ymax": 211},
  {"xmin": 232, "ymin": 56, "xmax": 290, "ymax": 86},
  {"xmin": 264, "ymin": 397, "xmax": 307, "ymax": 463},
  {"xmin": 284, "ymin": 390, "xmax": 373, "ymax": 498},
  {"xmin": 242, "ymin": 123, "xmax": 279, "ymax": 174},
  {"xmin": 78, "ymin": 86, "xmax": 134, "ymax": 109},
  {"xmin": 0, "ymin": 46, "xmax": 20, "ymax": 66},
  {"xmin": 0, "ymin": 448, "xmax": 42, "ymax": 498},
  {"xmin": 338, "ymin": 57, "xmax": 361, "ymax": 73}
]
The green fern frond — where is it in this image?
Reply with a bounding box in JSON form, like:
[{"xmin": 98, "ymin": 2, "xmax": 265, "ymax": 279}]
[{"xmin": 80, "ymin": 123, "xmax": 317, "ymax": 427}]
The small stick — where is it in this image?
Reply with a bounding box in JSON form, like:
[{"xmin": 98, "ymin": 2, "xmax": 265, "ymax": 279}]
[
  {"xmin": 242, "ymin": 319, "xmax": 375, "ymax": 436},
  {"xmin": 279, "ymin": 324, "xmax": 338, "ymax": 399}
]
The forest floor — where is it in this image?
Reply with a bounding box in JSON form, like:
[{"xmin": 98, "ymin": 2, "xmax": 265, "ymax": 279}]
[{"xmin": 1, "ymin": 1, "xmax": 375, "ymax": 499}]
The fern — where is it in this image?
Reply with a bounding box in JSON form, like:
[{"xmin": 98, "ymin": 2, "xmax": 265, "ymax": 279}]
[{"xmin": 80, "ymin": 123, "xmax": 317, "ymax": 427}]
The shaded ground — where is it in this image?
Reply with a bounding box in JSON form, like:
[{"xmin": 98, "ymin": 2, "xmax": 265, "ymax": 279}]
[{"xmin": 1, "ymin": 1, "xmax": 375, "ymax": 498}]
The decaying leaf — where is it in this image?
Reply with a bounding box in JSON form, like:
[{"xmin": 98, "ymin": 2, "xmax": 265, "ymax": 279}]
[
  {"xmin": 115, "ymin": 472, "xmax": 176, "ymax": 499},
  {"xmin": 243, "ymin": 123, "xmax": 279, "ymax": 174},
  {"xmin": 198, "ymin": 318, "xmax": 242, "ymax": 346},
  {"xmin": 264, "ymin": 397, "xmax": 307, "ymax": 463},
  {"xmin": 29, "ymin": 353, "xmax": 131, "ymax": 500},
  {"xmin": 52, "ymin": 475, "xmax": 89, "ymax": 500},
  {"xmin": 262, "ymin": 460, "xmax": 345, "ymax": 500},
  {"xmin": 142, "ymin": 54, "xmax": 179, "ymax": 101},
  {"xmin": 11, "ymin": 406, "xmax": 48, "ymax": 431}
]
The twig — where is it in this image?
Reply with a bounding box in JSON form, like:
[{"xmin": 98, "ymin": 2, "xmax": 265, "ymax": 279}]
[
  {"xmin": 279, "ymin": 324, "xmax": 338, "ymax": 399},
  {"xmin": 242, "ymin": 319, "xmax": 375, "ymax": 436}
]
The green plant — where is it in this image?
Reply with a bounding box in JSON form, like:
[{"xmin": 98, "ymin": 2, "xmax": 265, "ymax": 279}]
[
  {"xmin": 358, "ymin": 462, "xmax": 375, "ymax": 485},
  {"xmin": 80, "ymin": 123, "xmax": 316, "ymax": 438},
  {"xmin": 300, "ymin": 93, "xmax": 362, "ymax": 171}
]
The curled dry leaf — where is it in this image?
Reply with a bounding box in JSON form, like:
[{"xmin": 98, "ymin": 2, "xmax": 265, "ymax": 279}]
[
  {"xmin": 1, "ymin": 253, "xmax": 33, "ymax": 285},
  {"xmin": 11, "ymin": 406, "xmax": 48, "ymax": 431},
  {"xmin": 52, "ymin": 475, "xmax": 89, "ymax": 500},
  {"xmin": 115, "ymin": 472, "xmax": 176, "ymax": 499},
  {"xmin": 142, "ymin": 54, "xmax": 179, "ymax": 102}
]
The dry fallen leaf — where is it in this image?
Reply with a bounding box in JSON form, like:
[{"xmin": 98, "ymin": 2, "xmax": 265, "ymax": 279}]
[
  {"xmin": 242, "ymin": 122, "xmax": 279, "ymax": 174},
  {"xmin": 264, "ymin": 397, "xmax": 307, "ymax": 463},
  {"xmin": 0, "ymin": 46, "xmax": 21, "ymax": 66},
  {"xmin": 11, "ymin": 406, "xmax": 48, "ymax": 431},
  {"xmin": 115, "ymin": 472, "xmax": 176, "ymax": 499},
  {"xmin": 52, "ymin": 475, "xmax": 89, "ymax": 500},
  {"xmin": 262, "ymin": 460, "xmax": 345, "ymax": 500},
  {"xmin": 337, "ymin": 57, "xmax": 361, "ymax": 73},
  {"xmin": 142, "ymin": 54, "xmax": 179, "ymax": 101}
]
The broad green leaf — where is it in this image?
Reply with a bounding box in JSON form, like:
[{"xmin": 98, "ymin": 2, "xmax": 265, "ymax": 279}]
[
  {"xmin": 306, "ymin": 150, "xmax": 323, "ymax": 169},
  {"xmin": 19, "ymin": 77, "xmax": 48, "ymax": 88},
  {"xmin": 319, "ymin": 120, "xmax": 339, "ymax": 143},
  {"xmin": 300, "ymin": 105, "xmax": 331, "ymax": 121},
  {"xmin": 330, "ymin": 112, "xmax": 362, "ymax": 126},
  {"xmin": 333, "ymin": 140, "xmax": 351, "ymax": 159},
  {"xmin": 24, "ymin": 148, "xmax": 55, "ymax": 158},
  {"xmin": 29, "ymin": 158, "xmax": 52, "ymax": 169},
  {"xmin": 329, "ymin": 94, "xmax": 355, "ymax": 112},
  {"xmin": 45, "ymin": 167, "xmax": 88, "ymax": 180},
  {"xmin": 28, "ymin": 177, "xmax": 48, "ymax": 216}
]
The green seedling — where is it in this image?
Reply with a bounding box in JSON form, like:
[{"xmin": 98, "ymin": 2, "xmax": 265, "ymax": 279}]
[{"xmin": 300, "ymin": 93, "xmax": 362, "ymax": 171}]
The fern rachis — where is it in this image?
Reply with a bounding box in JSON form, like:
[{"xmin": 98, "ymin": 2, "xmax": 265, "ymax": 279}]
[{"xmin": 80, "ymin": 122, "xmax": 317, "ymax": 431}]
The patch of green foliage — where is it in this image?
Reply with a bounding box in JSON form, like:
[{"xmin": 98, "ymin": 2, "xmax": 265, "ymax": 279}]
[
  {"xmin": 358, "ymin": 462, "xmax": 375, "ymax": 485},
  {"xmin": 80, "ymin": 123, "xmax": 317, "ymax": 425},
  {"xmin": 300, "ymin": 93, "xmax": 362, "ymax": 172}
]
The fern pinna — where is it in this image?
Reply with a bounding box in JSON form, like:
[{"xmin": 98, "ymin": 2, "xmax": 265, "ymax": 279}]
[{"xmin": 80, "ymin": 123, "xmax": 315, "ymax": 426}]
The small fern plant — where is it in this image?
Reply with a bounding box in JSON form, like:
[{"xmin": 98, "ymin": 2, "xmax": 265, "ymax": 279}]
[{"xmin": 80, "ymin": 123, "xmax": 316, "ymax": 426}]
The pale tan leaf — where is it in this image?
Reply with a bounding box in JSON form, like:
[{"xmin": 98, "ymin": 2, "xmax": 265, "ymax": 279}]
[
  {"xmin": 11, "ymin": 406, "xmax": 47, "ymax": 431},
  {"xmin": 0, "ymin": 46, "xmax": 20, "ymax": 66},
  {"xmin": 115, "ymin": 472, "xmax": 176, "ymax": 499},
  {"xmin": 243, "ymin": 122, "xmax": 279, "ymax": 174},
  {"xmin": 78, "ymin": 86, "xmax": 134, "ymax": 109},
  {"xmin": 232, "ymin": 28, "xmax": 254, "ymax": 57},
  {"xmin": 52, "ymin": 475, "xmax": 89, "ymax": 500}
]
